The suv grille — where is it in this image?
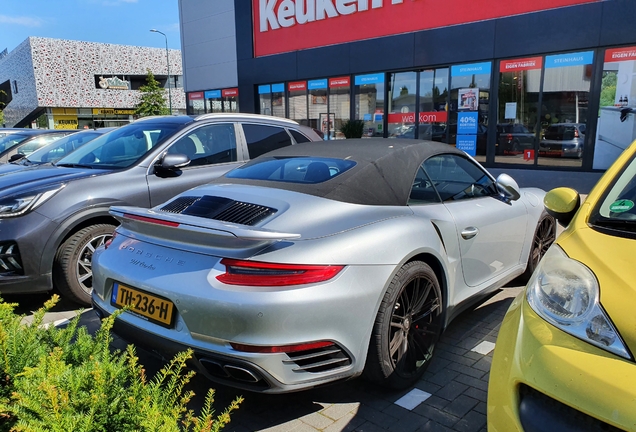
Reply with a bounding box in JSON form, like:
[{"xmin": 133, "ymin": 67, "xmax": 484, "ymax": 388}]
[
  {"xmin": 160, "ymin": 196, "xmax": 276, "ymax": 226},
  {"xmin": 0, "ymin": 242, "xmax": 24, "ymax": 275},
  {"xmin": 283, "ymin": 344, "xmax": 352, "ymax": 373}
]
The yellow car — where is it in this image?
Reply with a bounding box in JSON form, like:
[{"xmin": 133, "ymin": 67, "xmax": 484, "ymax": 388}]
[{"xmin": 488, "ymin": 140, "xmax": 636, "ymax": 431}]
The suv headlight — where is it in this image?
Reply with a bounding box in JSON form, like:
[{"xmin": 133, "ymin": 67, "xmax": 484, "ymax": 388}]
[
  {"xmin": 526, "ymin": 245, "xmax": 632, "ymax": 360},
  {"xmin": 0, "ymin": 185, "xmax": 65, "ymax": 218}
]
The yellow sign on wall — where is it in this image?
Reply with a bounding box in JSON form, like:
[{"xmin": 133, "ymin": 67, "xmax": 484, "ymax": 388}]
[
  {"xmin": 53, "ymin": 114, "xmax": 78, "ymax": 129},
  {"xmin": 92, "ymin": 108, "xmax": 135, "ymax": 115}
]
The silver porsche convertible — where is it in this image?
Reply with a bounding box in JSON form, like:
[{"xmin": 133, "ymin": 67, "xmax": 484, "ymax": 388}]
[{"xmin": 91, "ymin": 138, "xmax": 556, "ymax": 393}]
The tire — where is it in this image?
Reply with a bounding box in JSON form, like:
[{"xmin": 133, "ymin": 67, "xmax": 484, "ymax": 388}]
[
  {"xmin": 364, "ymin": 261, "xmax": 443, "ymax": 389},
  {"xmin": 53, "ymin": 224, "xmax": 116, "ymax": 306},
  {"xmin": 517, "ymin": 213, "xmax": 556, "ymax": 284}
]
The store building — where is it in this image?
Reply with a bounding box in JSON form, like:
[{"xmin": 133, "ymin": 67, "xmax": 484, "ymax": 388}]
[
  {"xmin": 179, "ymin": 0, "xmax": 636, "ymax": 171},
  {"xmin": 0, "ymin": 37, "xmax": 185, "ymax": 129}
]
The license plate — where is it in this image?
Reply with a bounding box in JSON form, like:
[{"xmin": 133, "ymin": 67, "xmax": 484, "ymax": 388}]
[{"xmin": 111, "ymin": 283, "xmax": 175, "ymax": 328}]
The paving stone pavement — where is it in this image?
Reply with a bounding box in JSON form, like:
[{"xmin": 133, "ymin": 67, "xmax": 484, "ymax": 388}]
[{"xmin": 157, "ymin": 286, "xmax": 524, "ymax": 432}]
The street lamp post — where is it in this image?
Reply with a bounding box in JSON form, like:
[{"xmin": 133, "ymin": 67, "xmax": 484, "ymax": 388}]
[{"xmin": 150, "ymin": 29, "xmax": 172, "ymax": 114}]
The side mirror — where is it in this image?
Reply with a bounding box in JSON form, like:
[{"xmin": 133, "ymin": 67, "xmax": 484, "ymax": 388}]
[
  {"xmin": 496, "ymin": 173, "xmax": 521, "ymax": 202},
  {"xmin": 544, "ymin": 187, "xmax": 580, "ymax": 227},
  {"xmin": 159, "ymin": 153, "xmax": 190, "ymax": 170},
  {"xmin": 9, "ymin": 153, "xmax": 24, "ymax": 162}
]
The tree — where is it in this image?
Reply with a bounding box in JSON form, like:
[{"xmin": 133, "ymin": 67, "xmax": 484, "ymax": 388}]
[{"xmin": 135, "ymin": 69, "xmax": 169, "ymax": 117}]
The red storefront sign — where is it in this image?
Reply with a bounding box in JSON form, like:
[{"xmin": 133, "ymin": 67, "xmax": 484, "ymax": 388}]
[
  {"xmin": 329, "ymin": 76, "xmax": 350, "ymax": 87},
  {"xmin": 253, "ymin": 0, "xmax": 598, "ymax": 57},
  {"xmin": 500, "ymin": 56, "xmax": 543, "ymax": 72},
  {"xmin": 222, "ymin": 88, "xmax": 239, "ymax": 97},
  {"xmin": 189, "ymin": 92, "xmax": 204, "ymax": 100},
  {"xmin": 288, "ymin": 81, "xmax": 307, "ymax": 91},
  {"xmin": 605, "ymin": 46, "xmax": 636, "ymax": 63},
  {"xmin": 387, "ymin": 111, "xmax": 448, "ymax": 123}
]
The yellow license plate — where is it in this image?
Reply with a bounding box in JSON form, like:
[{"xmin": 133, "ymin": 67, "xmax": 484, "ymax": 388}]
[{"xmin": 111, "ymin": 283, "xmax": 175, "ymax": 328}]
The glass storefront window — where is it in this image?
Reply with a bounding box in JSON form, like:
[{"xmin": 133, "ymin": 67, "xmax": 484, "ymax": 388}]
[
  {"xmin": 537, "ymin": 51, "xmax": 593, "ymax": 168},
  {"xmin": 308, "ymin": 79, "xmax": 328, "ymax": 136},
  {"xmin": 288, "ymin": 81, "xmax": 308, "ymax": 126},
  {"xmin": 271, "ymin": 83, "xmax": 286, "ymax": 118},
  {"xmin": 496, "ymin": 57, "xmax": 542, "ymax": 164},
  {"xmin": 594, "ymin": 46, "xmax": 636, "ymax": 169},
  {"xmin": 420, "ymin": 68, "xmax": 449, "ymax": 141},
  {"xmin": 450, "ymin": 62, "xmax": 492, "ymax": 161},
  {"xmin": 188, "ymin": 92, "xmax": 205, "ymax": 115},
  {"xmin": 328, "ymin": 76, "xmax": 350, "ymax": 139},
  {"xmin": 355, "ymin": 73, "xmax": 385, "ymax": 137},
  {"xmin": 387, "ymin": 71, "xmax": 417, "ymax": 138}
]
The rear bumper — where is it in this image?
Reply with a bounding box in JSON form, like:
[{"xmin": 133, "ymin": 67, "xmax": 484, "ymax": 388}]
[{"xmin": 487, "ymin": 292, "xmax": 636, "ymax": 431}]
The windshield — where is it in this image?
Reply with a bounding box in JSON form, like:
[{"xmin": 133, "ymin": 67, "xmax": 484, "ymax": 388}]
[
  {"xmin": 0, "ymin": 133, "xmax": 33, "ymax": 153},
  {"xmin": 227, "ymin": 157, "xmax": 356, "ymax": 184},
  {"xmin": 589, "ymin": 153, "xmax": 636, "ymax": 234},
  {"xmin": 56, "ymin": 121, "xmax": 183, "ymax": 169},
  {"xmin": 24, "ymin": 131, "xmax": 103, "ymax": 164}
]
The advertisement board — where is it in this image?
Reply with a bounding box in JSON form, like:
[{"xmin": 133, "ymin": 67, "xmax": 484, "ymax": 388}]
[{"xmin": 253, "ymin": 0, "xmax": 598, "ymax": 57}]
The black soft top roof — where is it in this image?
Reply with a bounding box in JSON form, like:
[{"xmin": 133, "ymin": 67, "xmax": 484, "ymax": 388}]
[{"xmin": 212, "ymin": 138, "xmax": 468, "ymax": 206}]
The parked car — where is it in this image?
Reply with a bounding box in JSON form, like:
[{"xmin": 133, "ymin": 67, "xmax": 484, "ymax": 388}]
[
  {"xmin": 391, "ymin": 123, "xmax": 433, "ymax": 140},
  {"xmin": 0, "ymin": 114, "xmax": 321, "ymax": 305},
  {"xmin": 431, "ymin": 123, "xmax": 488, "ymax": 154},
  {"xmin": 496, "ymin": 123, "xmax": 535, "ymax": 155},
  {"xmin": 0, "ymin": 128, "xmax": 31, "ymax": 138},
  {"xmin": 91, "ymin": 138, "xmax": 556, "ymax": 393},
  {"xmin": 0, "ymin": 128, "xmax": 116, "ymax": 175},
  {"xmin": 0, "ymin": 129, "xmax": 78, "ymax": 163},
  {"xmin": 539, "ymin": 123, "xmax": 585, "ymax": 158},
  {"xmin": 488, "ymin": 139, "xmax": 636, "ymax": 431},
  {"xmin": 0, "ymin": 129, "xmax": 75, "ymax": 158}
]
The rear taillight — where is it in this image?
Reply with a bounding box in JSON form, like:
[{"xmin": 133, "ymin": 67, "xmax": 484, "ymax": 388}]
[
  {"xmin": 574, "ymin": 129, "xmax": 580, "ymax": 138},
  {"xmin": 506, "ymin": 133, "xmax": 513, "ymax": 141},
  {"xmin": 124, "ymin": 213, "xmax": 180, "ymax": 227},
  {"xmin": 230, "ymin": 341, "xmax": 334, "ymax": 353},
  {"xmin": 104, "ymin": 231, "xmax": 117, "ymax": 249},
  {"xmin": 217, "ymin": 258, "xmax": 344, "ymax": 286}
]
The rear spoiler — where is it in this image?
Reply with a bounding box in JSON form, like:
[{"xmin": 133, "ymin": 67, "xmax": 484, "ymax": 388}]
[{"xmin": 109, "ymin": 206, "xmax": 300, "ymax": 254}]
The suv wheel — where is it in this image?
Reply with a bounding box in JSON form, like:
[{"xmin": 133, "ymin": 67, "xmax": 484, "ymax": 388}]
[{"xmin": 53, "ymin": 224, "xmax": 116, "ymax": 306}]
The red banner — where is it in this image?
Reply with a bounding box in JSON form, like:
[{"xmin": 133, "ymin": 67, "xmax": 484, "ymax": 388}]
[
  {"xmin": 329, "ymin": 76, "xmax": 350, "ymax": 87},
  {"xmin": 387, "ymin": 111, "xmax": 448, "ymax": 123},
  {"xmin": 253, "ymin": 0, "xmax": 598, "ymax": 57},
  {"xmin": 605, "ymin": 46, "xmax": 636, "ymax": 63},
  {"xmin": 500, "ymin": 57, "xmax": 543, "ymax": 72},
  {"xmin": 188, "ymin": 92, "xmax": 204, "ymax": 100},
  {"xmin": 288, "ymin": 81, "xmax": 307, "ymax": 91},
  {"xmin": 222, "ymin": 88, "xmax": 239, "ymax": 97}
]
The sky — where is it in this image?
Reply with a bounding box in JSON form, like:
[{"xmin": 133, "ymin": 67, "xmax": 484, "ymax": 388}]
[{"xmin": 0, "ymin": 0, "xmax": 181, "ymax": 54}]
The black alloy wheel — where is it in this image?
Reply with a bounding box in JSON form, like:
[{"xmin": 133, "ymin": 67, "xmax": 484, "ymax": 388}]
[{"xmin": 365, "ymin": 261, "xmax": 443, "ymax": 389}]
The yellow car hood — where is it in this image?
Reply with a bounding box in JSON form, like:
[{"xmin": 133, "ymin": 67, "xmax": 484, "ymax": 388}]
[{"xmin": 558, "ymin": 219, "xmax": 636, "ymax": 359}]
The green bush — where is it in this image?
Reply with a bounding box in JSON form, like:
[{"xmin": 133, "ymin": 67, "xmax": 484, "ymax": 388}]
[
  {"xmin": 339, "ymin": 119, "xmax": 365, "ymax": 138},
  {"xmin": 0, "ymin": 295, "xmax": 242, "ymax": 432}
]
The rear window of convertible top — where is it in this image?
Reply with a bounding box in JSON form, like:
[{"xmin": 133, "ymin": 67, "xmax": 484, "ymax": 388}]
[{"xmin": 226, "ymin": 156, "xmax": 356, "ymax": 184}]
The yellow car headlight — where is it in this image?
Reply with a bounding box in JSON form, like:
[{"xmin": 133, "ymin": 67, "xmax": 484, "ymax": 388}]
[{"xmin": 527, "ymin": 245, "xmax": 632, "ymax": 360}]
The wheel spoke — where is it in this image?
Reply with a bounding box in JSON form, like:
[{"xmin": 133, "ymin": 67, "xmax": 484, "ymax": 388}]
[
  {"xmin": 78, "ymin": 272, "xmax": 92, "ymax": 283},
  {"xmin": 389, "ymin": 331, "xmax": 406, "ymax": 358}
]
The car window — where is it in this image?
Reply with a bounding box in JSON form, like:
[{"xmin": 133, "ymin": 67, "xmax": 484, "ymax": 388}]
[
  {"xmin": 28, "ymin": 131, "xmax": 102, "ymax": 163},
  {"xmin": 289, "ymin": 129, "xmax": 312, "ymax": 143},
  {"xmin": 242, "ymin": 124, "xmax": 293, "ymax": 159},
  {"xmin": 15, "ymin": 135, "xmax": 64, "ymax": 156},
  {"xmin": 167, "ymin": 123, "xmax": 237, "ymax": 167},
  {"xmin": 57, "ymin": 121, "xmax": 184, "ymax": 169},
  {"xmin": 423, "ymin": 154, "xmax": 497, "ymax": 202},
  {"xmin": 408, "ymin": 165, "xmax": 442, "ymax": 205},
  {"xmin": 226, "ymin": 156, "xmax": 355, "ymax": 184}
]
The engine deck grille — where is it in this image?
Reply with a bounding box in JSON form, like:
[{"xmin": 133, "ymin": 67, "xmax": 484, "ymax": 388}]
[{"xmin": 160, "ymin": 195, "xmax": 276, "ymax": 226}]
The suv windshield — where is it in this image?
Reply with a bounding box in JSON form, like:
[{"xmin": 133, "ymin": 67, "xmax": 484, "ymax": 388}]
[
  {"xmin": 589, "ymin": 153, "xmax": 636, "ymax": 234},
  {"xmin": 56, "ymin": 121, "xmax": 184, "ymax": 169}
]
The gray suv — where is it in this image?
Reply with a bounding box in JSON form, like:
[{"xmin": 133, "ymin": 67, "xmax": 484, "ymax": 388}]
[{"xmin": 0, "ymin": 114, "xmax": 321, "ymax": 305}]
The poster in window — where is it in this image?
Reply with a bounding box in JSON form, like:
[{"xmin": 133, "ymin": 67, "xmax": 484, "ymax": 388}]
[
  {"xmin": 312, "ymin": 95, "xmax": 327, "ymax": 105},
  {"xmin": 272, "ymin": 96, "xmax": 283, "ymax": 106},
  {"xmin": 458, "ymin": 88, "xmax": 479, "ymax": 111},
  {"xmin": 319, "ymin": 113, "xmax": 335, "ymax": 138}
]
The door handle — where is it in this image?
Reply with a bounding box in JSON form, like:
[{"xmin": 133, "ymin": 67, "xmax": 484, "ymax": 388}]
[{"xmin": 461, "ymin": 227, "xmax": 479, "ymax": 240}]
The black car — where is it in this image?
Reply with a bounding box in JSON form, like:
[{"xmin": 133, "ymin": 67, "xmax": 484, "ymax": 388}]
[
  {"xmin": 0, "ymin": 114, "xmax": 322, "ymax": 305},
  {"xmin": 496, "ymin": 123, "xmax": 536, "ymax": 155}
]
